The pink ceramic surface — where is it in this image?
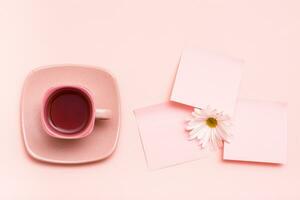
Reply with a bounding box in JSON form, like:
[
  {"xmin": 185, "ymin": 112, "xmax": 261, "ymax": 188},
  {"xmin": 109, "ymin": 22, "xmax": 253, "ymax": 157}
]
[
  {"xmin": 21, "ymin": 65, "xmax": 120, "ymax": 164},
  {"xmin": 224, "ymin": 99, "xmax": 287, "ymax": 164},
  {"xmin": 41, "ymin": 85, "xmax": 112, "ymax": 139}
]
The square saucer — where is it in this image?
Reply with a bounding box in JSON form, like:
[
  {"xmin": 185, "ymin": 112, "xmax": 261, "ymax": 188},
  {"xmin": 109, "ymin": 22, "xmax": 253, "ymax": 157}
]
[{"xmin": 20, "ymin": 65, "xmax": 120, "ymax": 164}]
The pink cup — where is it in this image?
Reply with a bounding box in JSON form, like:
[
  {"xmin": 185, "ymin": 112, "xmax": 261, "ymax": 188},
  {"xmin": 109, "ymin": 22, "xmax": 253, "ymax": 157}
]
[{"xmin": 41, "ymin": 86, "xmax": 112, "ymax": 139}]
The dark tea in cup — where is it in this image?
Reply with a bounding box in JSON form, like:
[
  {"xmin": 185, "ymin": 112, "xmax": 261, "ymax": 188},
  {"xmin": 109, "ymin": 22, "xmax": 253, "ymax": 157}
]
[
  {"xmin": 46, "ymin": 87, "xmax": 93, "ymax": 134},
  {"xmin": 41, "ymin": 86, "xmax": 112, "ymax": 139}
]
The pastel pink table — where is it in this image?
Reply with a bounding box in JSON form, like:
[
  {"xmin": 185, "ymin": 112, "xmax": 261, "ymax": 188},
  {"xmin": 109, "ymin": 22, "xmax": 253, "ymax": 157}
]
[{"xmin": 0, "ymin": 0, "xmax": 299, "ymax": 199}]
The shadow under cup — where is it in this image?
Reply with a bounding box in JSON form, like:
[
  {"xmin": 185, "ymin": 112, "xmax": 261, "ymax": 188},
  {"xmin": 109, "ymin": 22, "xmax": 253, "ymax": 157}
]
[{"xmin": 43, "ymin": 87, "xmax": 94, "ymax": 137}]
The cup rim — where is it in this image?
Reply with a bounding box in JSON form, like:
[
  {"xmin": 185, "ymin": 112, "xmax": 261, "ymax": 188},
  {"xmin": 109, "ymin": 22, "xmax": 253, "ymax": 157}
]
[{"xmin": 41, "ymin": 85, "xmax": 96, "ymax": 139}]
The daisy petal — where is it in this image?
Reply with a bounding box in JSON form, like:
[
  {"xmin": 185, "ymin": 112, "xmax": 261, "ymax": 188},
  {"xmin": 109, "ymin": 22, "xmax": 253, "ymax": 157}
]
[
  {"xmin": 194, "ymin": 108, "xmax": 202, "ymax": 115},
  {"xmin": 217, "ymin": 114, "xmax": 231, "ymax": 121},
  {"xmin": 196, "ymin": 128, "xmax": 209, "ymax": 145},
  {"xmin": 188, "ymin": 124, "xmax": 206, "ymax": 140},
  {"xmin": 214, "ymin": 129, "xmax": 224, "ymax": 148},
  {"xmin": 211, "ymin": 129, "xmax": 218, "ymax": 150},
  {"xmin": 185, "ymin": 123, "xmax": 202, "ymax": 131},
  {"xmin": 187, "ymin": 118, "xmax": 205, "ymax": 126},
  {"xmin": 216, "ymin": 125, "xmax": 230, "ymax": 143},
  {"xmin": 196, "ymin": 127, "xmax": 209, "ymax": 140},
  {"xmin": 219, "ymin": 123, "xmax": 232, "ymax": 137},
  {"xmin": 200, "ymin": 129, "xmax": 211, "ymax": 148}
]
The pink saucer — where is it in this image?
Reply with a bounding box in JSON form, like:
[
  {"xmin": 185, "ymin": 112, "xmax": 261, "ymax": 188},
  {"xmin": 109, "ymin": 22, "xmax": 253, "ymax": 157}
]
[{"xmin": 20, "ymin": 65, "xmax": 120, "ymax": 164}]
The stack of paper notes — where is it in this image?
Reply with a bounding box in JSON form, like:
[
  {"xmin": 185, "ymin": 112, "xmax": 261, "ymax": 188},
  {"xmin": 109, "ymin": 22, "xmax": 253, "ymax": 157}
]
[{"xmin": 134, "ymin": 48, "xmax": 287, "ymax": 169}]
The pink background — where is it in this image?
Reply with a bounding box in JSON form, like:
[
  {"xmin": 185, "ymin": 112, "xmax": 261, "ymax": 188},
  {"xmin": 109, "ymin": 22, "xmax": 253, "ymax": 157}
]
[{"xmin": 0, "ymin": 0, "xmax": 299, "ymax": 199}]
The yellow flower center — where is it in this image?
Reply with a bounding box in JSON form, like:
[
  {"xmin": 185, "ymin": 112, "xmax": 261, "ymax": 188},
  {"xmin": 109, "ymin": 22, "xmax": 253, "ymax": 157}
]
[{"xmin": 206, "ymin": 117, "xmax": 218, "ymax": 128}]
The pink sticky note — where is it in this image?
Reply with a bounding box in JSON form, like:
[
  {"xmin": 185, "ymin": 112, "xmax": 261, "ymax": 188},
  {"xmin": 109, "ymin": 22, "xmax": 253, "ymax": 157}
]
[
  {"xmin": 171, "ymin": 48, "xmax": 242, "ymax": 116},
  {"xmin": 134, "ymin": 102, "xmax": 209, "ymax": 169},
  {"xmin": 224, "ymin": 99, "xmax": 287, "ymax": 164}
]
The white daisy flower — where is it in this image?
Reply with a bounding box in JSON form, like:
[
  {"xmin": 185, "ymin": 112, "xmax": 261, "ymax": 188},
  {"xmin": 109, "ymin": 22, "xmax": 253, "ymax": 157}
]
[{"xmin": 185, "ymin": 106, "xmax": 233, "ymax": 149}]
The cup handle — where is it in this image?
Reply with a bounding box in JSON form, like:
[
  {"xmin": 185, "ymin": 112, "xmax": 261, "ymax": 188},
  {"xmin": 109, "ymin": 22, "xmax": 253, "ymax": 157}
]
[{"xmin": 95, "ymin": 109, "xmax": 112, "ymax": 119}]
